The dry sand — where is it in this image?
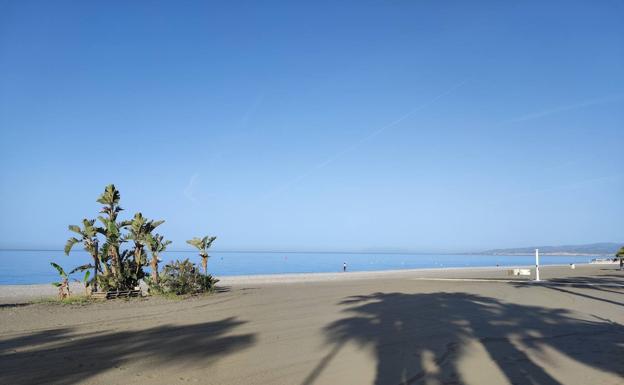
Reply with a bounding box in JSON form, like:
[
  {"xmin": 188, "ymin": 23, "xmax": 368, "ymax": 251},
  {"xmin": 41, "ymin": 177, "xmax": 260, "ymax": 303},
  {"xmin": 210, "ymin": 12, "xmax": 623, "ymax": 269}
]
[{"xmin": 1, "ymin": 264, "xmax": 623, "ymax": 385}]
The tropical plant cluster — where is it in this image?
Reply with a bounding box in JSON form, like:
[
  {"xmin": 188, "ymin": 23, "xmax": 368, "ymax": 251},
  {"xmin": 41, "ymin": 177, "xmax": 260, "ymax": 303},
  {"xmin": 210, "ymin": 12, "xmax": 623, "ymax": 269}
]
[
  {"xmin": 53, "ymin": 184, "xmax": 217, "ymax": 297},
  {"xmin": 150, "ymin": 258, "xmax": 218, "ymax": 295}
]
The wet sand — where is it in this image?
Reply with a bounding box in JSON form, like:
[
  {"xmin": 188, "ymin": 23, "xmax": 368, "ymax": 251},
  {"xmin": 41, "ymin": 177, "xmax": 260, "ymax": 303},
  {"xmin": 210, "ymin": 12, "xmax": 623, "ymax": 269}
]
[{"xmin": 1, "ymin": 264, "xmax": 623, "ymax": 384}]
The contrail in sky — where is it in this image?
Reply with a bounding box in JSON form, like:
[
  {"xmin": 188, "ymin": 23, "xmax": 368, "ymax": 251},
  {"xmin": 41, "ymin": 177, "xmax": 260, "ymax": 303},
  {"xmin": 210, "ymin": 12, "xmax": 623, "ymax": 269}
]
[
  {"xmin": 505, "ymin": 94, "xmax": 623, "ymax": 124},
  {"xmin": 183, "ymin": 173, "xmax": 200, "ymax": 203},
  {"xmin": 241, "ymin": 94, "xmax": 264, "ymax": 128},
  {"xmin": 263, "ymin": 79, "xmax": 469, "ymax": 199},
  {"xmin": 183, "ymin": 95, "xmax": 264, "ymax": 205},
  {"xmin": 488, "ymin": 173, "xmax": 623, "ymax": 207}
]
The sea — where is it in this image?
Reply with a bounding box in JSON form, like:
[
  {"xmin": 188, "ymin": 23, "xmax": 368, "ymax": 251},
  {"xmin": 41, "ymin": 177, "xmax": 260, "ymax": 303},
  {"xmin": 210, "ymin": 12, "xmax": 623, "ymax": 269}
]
[{"xmin": 0, "ymin": 249, "xmax": 594, "ymax": 285}]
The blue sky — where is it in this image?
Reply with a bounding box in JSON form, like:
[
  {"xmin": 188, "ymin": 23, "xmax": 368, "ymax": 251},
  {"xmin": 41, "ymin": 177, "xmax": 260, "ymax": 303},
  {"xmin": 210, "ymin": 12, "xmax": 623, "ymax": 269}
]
[{"xmin": 0, "ymin": 1, "xmax": 622, "ymax": 252}]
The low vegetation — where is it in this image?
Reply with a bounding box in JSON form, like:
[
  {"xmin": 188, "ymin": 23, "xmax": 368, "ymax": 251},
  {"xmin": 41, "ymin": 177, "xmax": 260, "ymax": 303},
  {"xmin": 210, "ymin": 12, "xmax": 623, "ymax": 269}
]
[
  {"xmin": 149, "ymin": 258, "xmax": 219, "ymax": 296},
  {"xmin": 52, "ymin": 184, "xmax": 218, "ymax": 300},
  {"xmin": 32, "ymin": 295, "xmax": 94, "ymax": 306}
]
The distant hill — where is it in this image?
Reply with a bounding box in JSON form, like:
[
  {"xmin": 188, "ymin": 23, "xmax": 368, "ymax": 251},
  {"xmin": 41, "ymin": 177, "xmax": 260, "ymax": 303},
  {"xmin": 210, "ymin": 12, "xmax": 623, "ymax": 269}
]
[{"xmin": 481, "ymin": 242, "xmax": 622, "ymax": 256}]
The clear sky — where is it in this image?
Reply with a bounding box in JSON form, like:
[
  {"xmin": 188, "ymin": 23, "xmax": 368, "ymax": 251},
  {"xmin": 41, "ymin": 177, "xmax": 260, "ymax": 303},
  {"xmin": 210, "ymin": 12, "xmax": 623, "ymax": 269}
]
[{"xmin": 0, "ymin": 1, "xmax": 622, "ymax": 252}]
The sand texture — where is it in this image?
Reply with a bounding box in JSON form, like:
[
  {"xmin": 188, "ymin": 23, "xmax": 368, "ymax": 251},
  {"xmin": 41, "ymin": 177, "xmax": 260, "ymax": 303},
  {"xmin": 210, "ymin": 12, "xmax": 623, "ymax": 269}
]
[{"xmin": 1, "ymin": 264, "xmax": 623, "ymax": 384}]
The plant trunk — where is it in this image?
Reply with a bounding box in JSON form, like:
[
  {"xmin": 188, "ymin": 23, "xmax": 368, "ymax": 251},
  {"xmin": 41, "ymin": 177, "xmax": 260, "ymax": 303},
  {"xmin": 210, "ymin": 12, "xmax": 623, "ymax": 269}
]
[
  {"xmin": 135, "ymin": 244, "xmax": 142, "ymax": 276},
  {"xmin": 150, "ymin": 254, "xmax": 159, "ymax": 284},
  {"xmin": 110, "ymin": 247, "xmax": 122, "ymax": 279},
  {"xmin": 101, "ymin": 259, "xmax": 110, "ymax": 276},
  {"xmin": 60, "ymin": 278, "xmax": 70, "ymax": 299},
  {"xmin": 91, "ymin": 255, "xmax": 98, "ymax": 292},
  {"xmin": 91, "ymin": 244, "xmax": 99, "ymax": 292},
  {"xmin": 202, "ymin": 256, "xmax": 208, "ymax": 277}
]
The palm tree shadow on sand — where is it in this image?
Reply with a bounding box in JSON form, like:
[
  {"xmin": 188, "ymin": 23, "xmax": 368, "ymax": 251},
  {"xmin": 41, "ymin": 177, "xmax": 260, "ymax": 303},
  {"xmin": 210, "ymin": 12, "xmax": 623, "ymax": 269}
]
[
  {"xmin": 308, "ymin": 292, "xmax": 624, "ymax": 385},
  {"xmin": 0, "ymin": 317, "xmax": 256, "ymax": 385},
  {"xmin": 510, "ymin": 273, "xmax": 624, "ymax": 307}
]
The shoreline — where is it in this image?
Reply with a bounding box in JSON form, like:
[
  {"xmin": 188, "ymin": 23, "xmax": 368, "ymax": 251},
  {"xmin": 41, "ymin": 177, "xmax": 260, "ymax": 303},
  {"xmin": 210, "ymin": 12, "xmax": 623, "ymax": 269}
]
[
  {"xmin": 0, "ymin": 263, "xmax": 594, "ymax": 304},
  {"xmin": 217, "ymin": 263, "xmax": 584, "ymax": 285},
  {"xmin": 1, "ymin": 262, "xmax": 581, "ymax": 286}
]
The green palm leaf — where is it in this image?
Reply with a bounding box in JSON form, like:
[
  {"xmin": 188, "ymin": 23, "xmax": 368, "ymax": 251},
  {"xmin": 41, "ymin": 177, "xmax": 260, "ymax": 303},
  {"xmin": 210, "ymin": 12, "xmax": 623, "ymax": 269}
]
[
  {"xmin": 70, "ymin": 263, "xmax": 94, "ymax": 274},
  {"xmin": 64, "ymin": 237, "xmax": 80, "ymax": 255},
  {"xmin": 50, "ymin": 262, "xmax": 67, "ymax": 278}
]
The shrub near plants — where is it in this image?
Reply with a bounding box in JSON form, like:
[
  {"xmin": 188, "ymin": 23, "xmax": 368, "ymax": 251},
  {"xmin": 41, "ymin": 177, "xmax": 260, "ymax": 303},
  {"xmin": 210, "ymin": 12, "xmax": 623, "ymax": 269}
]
[{"xmin": 152, "ymin": 259, "xmax": 219, "ymax": 295}]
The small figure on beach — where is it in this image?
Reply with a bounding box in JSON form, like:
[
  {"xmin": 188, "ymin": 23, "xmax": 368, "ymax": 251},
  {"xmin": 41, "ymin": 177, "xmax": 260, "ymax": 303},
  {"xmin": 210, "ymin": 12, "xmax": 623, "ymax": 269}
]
[
  {"xmin": 343, "ymin": 262, "xmax": 347, "ymax": 272},
  {"xmin": 620, "ymin": 258, "xmax": 623, "ymax": 271}
]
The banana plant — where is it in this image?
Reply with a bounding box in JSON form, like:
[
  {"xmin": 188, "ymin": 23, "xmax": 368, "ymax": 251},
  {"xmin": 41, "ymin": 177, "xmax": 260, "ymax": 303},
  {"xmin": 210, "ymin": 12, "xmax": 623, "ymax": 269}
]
[
  {"xmin": 96, "ymin": 184, "xmax": 126, "ymax": 281},
  {"xmin": 50, "ymin": 262, "xmax": 71, "ymax": 299},
  {"xmin": 65, "ymin": 218, "xmax": 101, "ymax": 291},
  {"xmin": 62, "ymin": 184, "xmax": 181, "ymax": 292},
  {"xmin": 126, "ymin": 213, "xmax": 164, "ymax": 278},
  {"xmin": 186, "ymin": 236, "xmax": 217, "ymax": 278},
  {"xmin": 147, "ymin": 233, "xmax": 171, "ymax": 284}
]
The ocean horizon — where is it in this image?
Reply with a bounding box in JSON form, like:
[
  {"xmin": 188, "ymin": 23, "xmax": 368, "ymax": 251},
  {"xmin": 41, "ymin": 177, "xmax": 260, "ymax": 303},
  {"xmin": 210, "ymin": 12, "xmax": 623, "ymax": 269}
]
[{"xmin": 0, "ymin": 249, "xmax": 594, "ymax": 285}]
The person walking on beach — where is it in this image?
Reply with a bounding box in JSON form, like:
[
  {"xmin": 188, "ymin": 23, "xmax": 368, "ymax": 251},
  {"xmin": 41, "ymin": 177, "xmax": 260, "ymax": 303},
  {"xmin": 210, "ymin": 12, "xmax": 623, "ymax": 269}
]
[
  {"xmin": 619, "ymin": 258, "xmax": 623, "ymax": 271},
  {"xmin": 343, "ymin": 262, "xmax": 347, "ymax": 272}
]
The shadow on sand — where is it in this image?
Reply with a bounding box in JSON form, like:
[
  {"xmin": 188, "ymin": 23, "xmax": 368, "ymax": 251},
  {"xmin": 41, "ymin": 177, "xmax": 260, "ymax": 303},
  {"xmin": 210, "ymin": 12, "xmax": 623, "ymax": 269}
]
[
  {"xmin": 0, "ymin": 317, "xmax": 256, "ymax": 385},
  {"xmin": 512, "ymin": 273, "xmax": 624, "ymax": 307},
  {"xmin": 309, "ymin": 292, "xmax": 624, "ymax": 385}
]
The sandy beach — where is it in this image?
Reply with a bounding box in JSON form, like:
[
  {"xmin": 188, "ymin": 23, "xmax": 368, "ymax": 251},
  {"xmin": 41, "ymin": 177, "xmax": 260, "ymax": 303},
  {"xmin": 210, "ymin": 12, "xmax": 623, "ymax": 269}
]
[{"xmin": 1, "ymin": 264, "xmax": 623, "ymax": 385}]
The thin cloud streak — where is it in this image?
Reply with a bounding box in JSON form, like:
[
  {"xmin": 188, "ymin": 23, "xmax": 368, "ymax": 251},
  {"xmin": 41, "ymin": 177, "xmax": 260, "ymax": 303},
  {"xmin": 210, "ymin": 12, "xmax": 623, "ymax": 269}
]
[
  {"xmin": 262, "ymin": 79, "xmax": 469, "ymax": 199},
  {"xmin": 241, "ymin": 94, "xmax": 264, "ymax": 128},
  {"xmin": 183, "ymin": 173, "xmax": 200, "ymax": 203},
  {"xmin": 488, "ymin": 174, "xmax": 623, "ymax": 207},
  {"xmin": 506, "ymin": 95, "xmax": 623, "ymax": 124},
  {"xmin": 182, "ymin": 96, "xmax": 262, "ymax": 206}
]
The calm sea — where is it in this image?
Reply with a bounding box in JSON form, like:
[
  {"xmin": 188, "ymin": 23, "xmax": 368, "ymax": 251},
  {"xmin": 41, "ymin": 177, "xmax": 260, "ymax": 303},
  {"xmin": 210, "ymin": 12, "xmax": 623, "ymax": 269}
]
[{"xmin": 0, "ymin": 249, "xmax": 593, "ymax": 285}]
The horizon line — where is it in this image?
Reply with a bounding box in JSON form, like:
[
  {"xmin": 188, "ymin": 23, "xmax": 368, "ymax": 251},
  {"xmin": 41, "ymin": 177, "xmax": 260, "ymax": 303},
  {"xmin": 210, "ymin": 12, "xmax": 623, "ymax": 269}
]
[
  {"xmin": 0, "ymin": 248, "xmax": 464, "ymax": 255},
  {"xmin": 0, "ymin": 245, "xmax": 619, "ymax": 256}
]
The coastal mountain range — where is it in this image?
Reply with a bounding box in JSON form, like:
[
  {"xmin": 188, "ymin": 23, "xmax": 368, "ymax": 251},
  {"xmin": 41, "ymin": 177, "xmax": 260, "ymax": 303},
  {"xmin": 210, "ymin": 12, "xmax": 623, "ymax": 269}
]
[{"xmin": 480, "ymin": 242, "xmax": 622, "ymax": 256}]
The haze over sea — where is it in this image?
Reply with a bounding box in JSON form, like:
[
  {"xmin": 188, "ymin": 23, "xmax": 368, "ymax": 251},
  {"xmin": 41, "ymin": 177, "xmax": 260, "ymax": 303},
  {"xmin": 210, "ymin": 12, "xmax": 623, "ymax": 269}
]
[{"xmin": 0, "ymin": 249, "xmax": 592, "ymax": 285}]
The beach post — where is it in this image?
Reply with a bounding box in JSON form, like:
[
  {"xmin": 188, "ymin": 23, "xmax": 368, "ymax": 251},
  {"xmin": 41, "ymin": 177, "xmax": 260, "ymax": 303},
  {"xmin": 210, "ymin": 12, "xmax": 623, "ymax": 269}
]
[{"xmin": 535, "ymin": 248, "xmax": 540, "ymax": 281}]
